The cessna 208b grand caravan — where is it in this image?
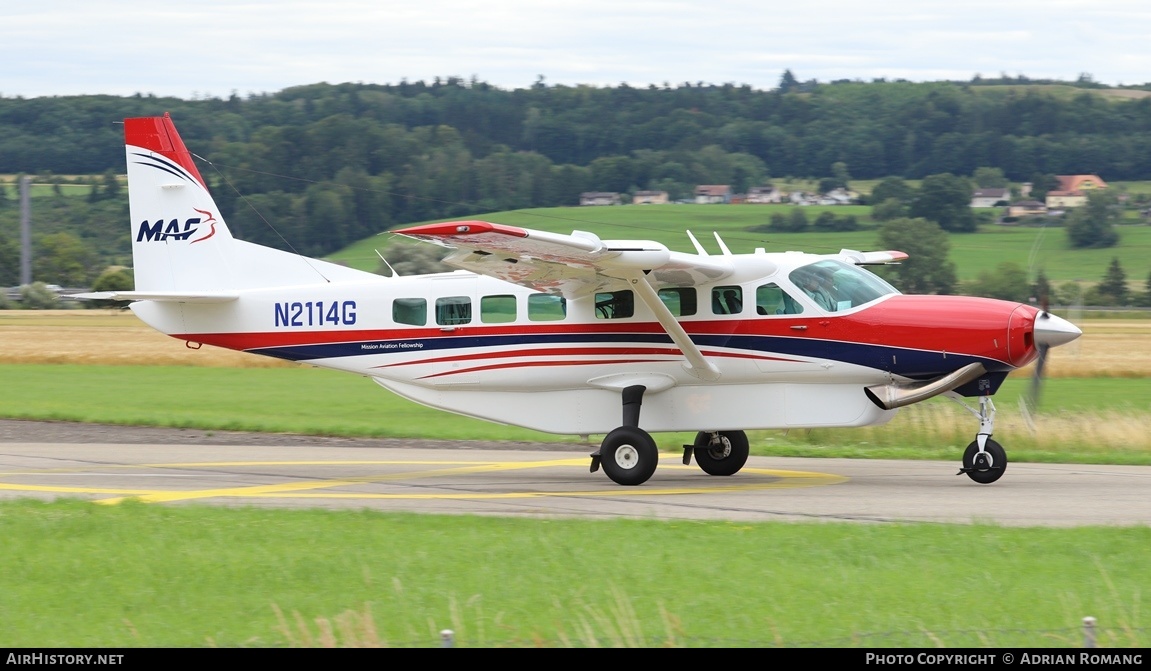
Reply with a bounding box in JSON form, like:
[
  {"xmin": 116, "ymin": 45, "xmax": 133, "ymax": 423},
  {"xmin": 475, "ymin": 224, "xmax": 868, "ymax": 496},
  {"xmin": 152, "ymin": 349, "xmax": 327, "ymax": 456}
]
[{"xmin": 81, "ymin": 114, "xmax": 1082, "ymax": 486}]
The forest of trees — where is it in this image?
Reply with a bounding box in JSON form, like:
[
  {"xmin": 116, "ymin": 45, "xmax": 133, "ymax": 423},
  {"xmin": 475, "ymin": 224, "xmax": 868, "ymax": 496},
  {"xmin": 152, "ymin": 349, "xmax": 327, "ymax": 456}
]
[{"xmin": 3, "ymin": 74, "xmax": 1151, "ymax": 302}]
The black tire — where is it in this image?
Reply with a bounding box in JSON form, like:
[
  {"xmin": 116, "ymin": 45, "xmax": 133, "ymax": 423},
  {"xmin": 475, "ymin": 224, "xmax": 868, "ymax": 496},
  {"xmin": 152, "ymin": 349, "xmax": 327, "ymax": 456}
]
[
  {"xmin": 693, "ymin": 430, "xmax": 750, "ymax": 476},
  {"xmin": 962, "ymin": 439, "xmax": 1007, "ymax": 484},
  {"xmin": 599, "ymin": 426, "xmax": 659, "ymax": 486}
]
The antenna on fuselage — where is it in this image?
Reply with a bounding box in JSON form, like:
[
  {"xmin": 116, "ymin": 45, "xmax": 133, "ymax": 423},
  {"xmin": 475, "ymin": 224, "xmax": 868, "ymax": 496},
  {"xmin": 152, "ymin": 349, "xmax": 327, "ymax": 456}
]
[
  {"xmin": 713, "ymin": 232, "xmax": 733, "ymax": 256},
  {"xmin": 376, "ymin": 249, "xmax": 398, "ymax": 277},
  {"xmin": 685, "ymin": 230, "xmax": 709, "ymax": 256}
]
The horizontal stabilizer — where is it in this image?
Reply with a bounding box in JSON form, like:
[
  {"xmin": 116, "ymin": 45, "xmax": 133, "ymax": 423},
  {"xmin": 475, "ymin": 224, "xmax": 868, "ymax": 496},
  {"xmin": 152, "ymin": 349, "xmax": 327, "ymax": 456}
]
[{"xmin": 69, "ymin": 291, "xmax": 239, "ymax": 304}]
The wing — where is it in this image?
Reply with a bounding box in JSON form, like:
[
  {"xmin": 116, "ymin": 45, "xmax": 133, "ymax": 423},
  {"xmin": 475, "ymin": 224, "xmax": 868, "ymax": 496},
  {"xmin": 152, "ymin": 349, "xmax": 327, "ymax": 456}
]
[
  {"xmin": 393, "ymin": 221, "xmax": 733, "ymax": 298},
  {"xmin": 835, "ymin": 249, "xmax": 909, "ymax": 265},
  {"xmin": 395, "ymin": 221, "xmax": 733, "ymax": 380}
]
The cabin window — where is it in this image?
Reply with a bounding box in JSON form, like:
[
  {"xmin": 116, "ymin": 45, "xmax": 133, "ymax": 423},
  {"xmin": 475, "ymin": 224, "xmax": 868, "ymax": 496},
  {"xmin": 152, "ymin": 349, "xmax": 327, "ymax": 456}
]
[
  {"xmin": 755, "ymin": 283, "xmax": 803, "ymax": 315},
  {"xmin": 528, "ymin": 294, "xmax": 567, "ymax": 321},
  {"xmin": 595, "ymin": 290, "xmax": 634, "ymax": 319},
  {"xmin": 480, "ymin": 294, "xmax": 517, "ymax": 323},
  {"xmin": 658, "ymin": 288, "xmax": 697, "ymax": 316},
  {"xmin": 435, "ymin": 296, "xmax": 472, "ymax": 325},
  {"xmin": 711, "ymin": 286, "xmax": 743, "ymax": 315},
  {"xmin": 392, "ymin": 297, "xmax": 427, "ymax": 326}
]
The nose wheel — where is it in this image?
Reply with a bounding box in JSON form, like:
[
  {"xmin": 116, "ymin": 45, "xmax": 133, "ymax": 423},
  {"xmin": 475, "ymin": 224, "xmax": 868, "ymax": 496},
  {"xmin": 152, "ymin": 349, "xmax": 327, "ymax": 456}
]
[{"xmin": 959, "ymin": 439, "xmax": 1007, "ymax": 484}]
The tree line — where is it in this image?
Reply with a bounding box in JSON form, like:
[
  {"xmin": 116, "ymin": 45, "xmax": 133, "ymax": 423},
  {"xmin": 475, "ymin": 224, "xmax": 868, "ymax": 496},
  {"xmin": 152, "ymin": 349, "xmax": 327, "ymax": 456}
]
[
  {"xmin": 3, "ymin": 76, "xmax": 1151, "ymax": 247},
  {"xmin": 3, "ymin": 74, "xmax": 1151, "ymax": 303}
]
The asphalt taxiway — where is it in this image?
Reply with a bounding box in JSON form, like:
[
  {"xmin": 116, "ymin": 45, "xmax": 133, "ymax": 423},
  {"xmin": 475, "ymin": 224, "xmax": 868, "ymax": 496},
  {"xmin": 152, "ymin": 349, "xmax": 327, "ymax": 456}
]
[{"xmin": 2, "ymin": 427, "xmax": 1149, "ymax": 525}]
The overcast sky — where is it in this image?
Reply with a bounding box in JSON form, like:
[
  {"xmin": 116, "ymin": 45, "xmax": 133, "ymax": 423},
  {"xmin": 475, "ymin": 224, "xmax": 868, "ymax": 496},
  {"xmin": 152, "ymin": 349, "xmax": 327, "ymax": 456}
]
[{"xmin": 4, "ymin": 1, "xmax": 1151, "ymax": 99}]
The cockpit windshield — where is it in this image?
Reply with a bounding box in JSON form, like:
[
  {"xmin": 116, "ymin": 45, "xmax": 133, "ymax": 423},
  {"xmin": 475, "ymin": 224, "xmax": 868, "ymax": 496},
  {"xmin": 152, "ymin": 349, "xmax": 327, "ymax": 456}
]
[{"xmin": 788, "ymin": 260, "xmax": 899, "ymax": 312}]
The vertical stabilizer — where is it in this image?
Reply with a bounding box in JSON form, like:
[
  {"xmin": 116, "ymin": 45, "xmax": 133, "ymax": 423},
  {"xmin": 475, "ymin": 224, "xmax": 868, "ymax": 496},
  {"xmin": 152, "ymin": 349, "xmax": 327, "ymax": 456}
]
[
  {"xmin": 126, "ymin": 114, "xmax": 236, "ymax": 292},
  {"xmin": 123, "ymin": 114, "xmax": 387, "ymax": 295}
]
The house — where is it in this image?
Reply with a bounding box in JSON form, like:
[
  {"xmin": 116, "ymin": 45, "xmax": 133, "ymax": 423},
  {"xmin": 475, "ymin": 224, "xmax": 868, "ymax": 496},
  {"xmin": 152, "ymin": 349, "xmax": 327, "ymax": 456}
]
[
  {"xmin": 1045, "ymin": 175, "xmax": 1107, "ymax": 208},
  {"xmin": 971, "ymin": 188, "xmax": 1010, "ymax": 208},
  {"xmin": 1007, "ymin": 200, "xmax": 1048, "ymax": 218},
  {"xmin": 580, "ymin": 192, "xmax": 621, "ymax": 206},
  {"xmin": 823, "ymin": 188, "xmax": 858, "ymax": 205},
  {"xmin": 694, "ymin": 185, "xmax": 731, "ymax": 204},
  {"xmin": 633, "ymin": 190, "xmax": 669, "ymax": 205},
  {"xmin": 745, "ymin": 185, "xmax": 783, "ymax": 204}
]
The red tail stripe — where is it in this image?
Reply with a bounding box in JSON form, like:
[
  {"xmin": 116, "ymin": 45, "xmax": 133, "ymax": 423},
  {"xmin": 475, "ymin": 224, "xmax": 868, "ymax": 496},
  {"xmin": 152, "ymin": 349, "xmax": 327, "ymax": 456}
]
[{"xmin": 124, "ymin": 113, "xmax": 207, "ymax": 189}]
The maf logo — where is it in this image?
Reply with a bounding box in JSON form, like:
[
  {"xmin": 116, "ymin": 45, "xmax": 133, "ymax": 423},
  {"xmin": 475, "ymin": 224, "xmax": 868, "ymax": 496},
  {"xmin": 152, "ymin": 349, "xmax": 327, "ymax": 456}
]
[{"xmin": 136, "ymin": 208, "xmax": 217, "ymax": 243}]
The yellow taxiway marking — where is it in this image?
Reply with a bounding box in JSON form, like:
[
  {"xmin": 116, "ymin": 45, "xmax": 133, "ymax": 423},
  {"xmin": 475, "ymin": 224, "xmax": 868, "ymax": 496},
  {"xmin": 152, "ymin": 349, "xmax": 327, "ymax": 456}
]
[
  {"xmin": 0, "ymin": 483, "xmax": 160, "ymax": 496},
  {"xmin": 0, "ymin": 454, "xmax": 847, "ymax": 504}
]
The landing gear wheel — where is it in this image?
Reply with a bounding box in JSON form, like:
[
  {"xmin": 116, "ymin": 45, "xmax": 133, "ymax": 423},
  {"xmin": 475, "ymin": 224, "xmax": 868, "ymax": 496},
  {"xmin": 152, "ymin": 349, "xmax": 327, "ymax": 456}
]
[
  {"xmin": 962, "ymin": 439, "xmax": 1007, "ymax": 484},
  {"xmin": 692, "ymin": 430, "xmax": 750, "ymax": 476},
  {"xmin": 600, "ymin": 426, "xmax": 659, "ymax": 486}
]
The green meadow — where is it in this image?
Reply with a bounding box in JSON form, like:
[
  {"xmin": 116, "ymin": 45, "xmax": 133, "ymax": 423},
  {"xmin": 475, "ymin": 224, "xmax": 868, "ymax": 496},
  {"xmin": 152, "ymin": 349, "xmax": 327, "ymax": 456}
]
[{"xmin": 0, "ymin": 498, "xmax": 1147, "ymax": 648}]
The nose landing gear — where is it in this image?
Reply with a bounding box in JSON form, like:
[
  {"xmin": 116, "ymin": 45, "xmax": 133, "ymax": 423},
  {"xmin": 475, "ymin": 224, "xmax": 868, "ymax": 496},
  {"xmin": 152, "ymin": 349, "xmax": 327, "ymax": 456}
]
[{"xmin": 955, "ymin": 396, "xmax": 1007, "ymax": 484}]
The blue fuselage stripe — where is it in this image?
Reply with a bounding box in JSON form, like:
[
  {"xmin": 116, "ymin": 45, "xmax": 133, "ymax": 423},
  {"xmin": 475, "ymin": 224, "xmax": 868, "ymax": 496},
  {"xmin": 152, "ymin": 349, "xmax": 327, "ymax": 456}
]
[{"xmin": 247, "ymin": 331, "xmax": 1001, "ymax": 378}]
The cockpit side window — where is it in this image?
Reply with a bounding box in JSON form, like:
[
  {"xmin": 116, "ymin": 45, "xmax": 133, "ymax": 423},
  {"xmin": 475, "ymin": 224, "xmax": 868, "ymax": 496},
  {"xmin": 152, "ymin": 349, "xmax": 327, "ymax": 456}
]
[{"xmin": 789, "ymin": 260, "xmax": 899, "ymax": 311}]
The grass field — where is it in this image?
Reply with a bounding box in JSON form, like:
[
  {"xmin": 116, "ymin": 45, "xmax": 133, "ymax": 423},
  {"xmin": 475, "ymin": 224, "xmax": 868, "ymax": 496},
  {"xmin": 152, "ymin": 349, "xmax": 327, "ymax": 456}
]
[{"xmin": 1, "ymin": 499, "xmax": 1147, "ymax": 648}]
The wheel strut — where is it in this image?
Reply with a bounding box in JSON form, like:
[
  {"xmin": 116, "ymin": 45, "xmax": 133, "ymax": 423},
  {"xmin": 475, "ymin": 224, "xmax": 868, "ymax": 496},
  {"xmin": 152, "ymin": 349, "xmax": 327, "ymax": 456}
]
[
  {"xmin": 955, "ymin": 396, "xmax": 995, "ymax": 475},
  {"xmin": 590, "ymin": 384, "xmax": 647, "ymax": 474},
  {"xmin": 954, "ymin": 396, "xmax": 1007, "ymax": 483}
]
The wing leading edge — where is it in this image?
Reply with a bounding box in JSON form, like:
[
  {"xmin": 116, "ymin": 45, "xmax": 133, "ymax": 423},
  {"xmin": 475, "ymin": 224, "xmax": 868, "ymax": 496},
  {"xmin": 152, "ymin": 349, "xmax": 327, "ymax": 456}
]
[{"xmin": 394, "ymin": 221, "xmax": 733, "ymax": 298}]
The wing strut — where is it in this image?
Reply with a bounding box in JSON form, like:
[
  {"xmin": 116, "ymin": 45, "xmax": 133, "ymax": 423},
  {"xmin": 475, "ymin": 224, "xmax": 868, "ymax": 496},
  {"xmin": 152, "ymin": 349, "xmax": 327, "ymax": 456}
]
[{"xmin": 624, "ymin": 270, "xmax": 721, "ymax": 381}]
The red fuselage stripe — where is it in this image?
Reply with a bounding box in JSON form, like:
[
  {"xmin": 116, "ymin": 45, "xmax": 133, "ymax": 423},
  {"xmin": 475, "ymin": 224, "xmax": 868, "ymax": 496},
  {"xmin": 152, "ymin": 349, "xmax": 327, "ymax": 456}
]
[{"xmin": 374, "ymin": 346, "xmax": 801, "ymax": 369}]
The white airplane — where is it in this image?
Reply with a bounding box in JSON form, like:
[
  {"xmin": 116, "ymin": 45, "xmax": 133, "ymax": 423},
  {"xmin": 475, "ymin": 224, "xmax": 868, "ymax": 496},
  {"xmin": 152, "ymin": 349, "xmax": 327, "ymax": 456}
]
[{"xmin": 80, "ymin": 114, "xmax": 1082, "ymax": 486}]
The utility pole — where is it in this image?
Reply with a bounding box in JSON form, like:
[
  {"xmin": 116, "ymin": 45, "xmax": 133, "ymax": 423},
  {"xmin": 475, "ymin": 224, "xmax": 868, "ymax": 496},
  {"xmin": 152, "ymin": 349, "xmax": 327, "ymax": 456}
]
[{"xmin": 20, "ymin": 175, "xmax": 32, "ymax": 286}]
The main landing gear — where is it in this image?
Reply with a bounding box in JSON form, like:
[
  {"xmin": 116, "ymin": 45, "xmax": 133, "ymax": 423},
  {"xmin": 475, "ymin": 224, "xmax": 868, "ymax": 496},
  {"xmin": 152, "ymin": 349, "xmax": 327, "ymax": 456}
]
[
  {"xmin": 685, "ymin": 430, "xmax": 750, "ymax": 476},
  {"xmin": 955, "ymin": 396, "xmax": 1008, "ymax": 484},
  {"xmin": 589, "ymin": 385, "xmax": 751, "ymax": 486}
]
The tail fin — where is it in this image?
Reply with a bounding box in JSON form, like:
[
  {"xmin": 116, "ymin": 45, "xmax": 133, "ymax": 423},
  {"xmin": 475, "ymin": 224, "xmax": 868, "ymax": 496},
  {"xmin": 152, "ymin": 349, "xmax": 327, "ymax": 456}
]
[
  {"xmin": 125, "ymin": 114, "xmax": 238, "ymax": 292},
  {"xmin": 124, "ymin": 114, "xmax": 380, "ymax": 293}
]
